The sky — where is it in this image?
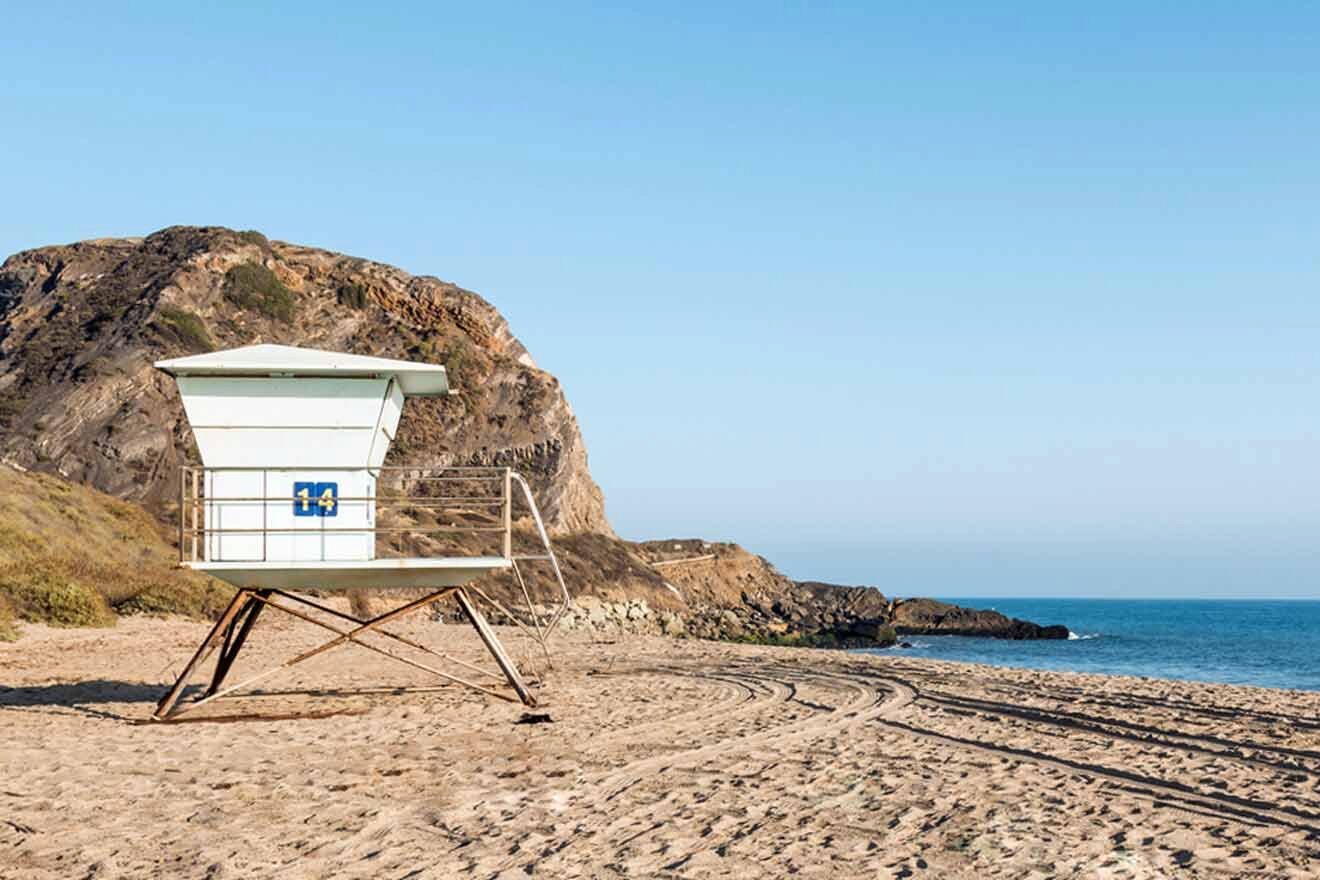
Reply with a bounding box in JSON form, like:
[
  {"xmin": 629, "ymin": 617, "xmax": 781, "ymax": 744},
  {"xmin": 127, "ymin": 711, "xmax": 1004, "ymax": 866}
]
[{"xmin": 3, "ymin": 3, "xmax": 1318, "ymax": 597}]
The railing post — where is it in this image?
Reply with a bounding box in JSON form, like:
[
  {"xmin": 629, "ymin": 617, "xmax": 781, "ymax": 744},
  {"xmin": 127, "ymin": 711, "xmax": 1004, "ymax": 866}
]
[
  {"xmin": 502, "ymin": 468, "xmax": 512, "ymax": 560},
  {"xmin": 179, "ymin": 466, "xmax": 186, "ymax": 564},
  {"xmin": 192, "ymin": 468, "xmax": 201, "ymax": 561}
]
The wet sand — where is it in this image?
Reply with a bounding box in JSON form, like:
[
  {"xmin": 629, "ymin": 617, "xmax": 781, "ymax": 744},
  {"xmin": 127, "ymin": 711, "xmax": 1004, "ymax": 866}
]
[{"xmin": 3, "ymin": 607, "xmax": 1319, "ymax": 878}]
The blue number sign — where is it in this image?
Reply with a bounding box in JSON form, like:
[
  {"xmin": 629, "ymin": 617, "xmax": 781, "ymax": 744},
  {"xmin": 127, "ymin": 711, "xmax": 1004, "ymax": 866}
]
[{"xmin": 293, "ymin": 481, "xmax": 338, "ymax": 517}]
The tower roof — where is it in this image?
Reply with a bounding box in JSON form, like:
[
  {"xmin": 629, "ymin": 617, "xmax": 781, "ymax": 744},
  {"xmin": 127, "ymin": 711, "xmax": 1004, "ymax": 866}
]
[{"xmin": 155, "ymin": 343, "xmax": 450, "ymax": 396}]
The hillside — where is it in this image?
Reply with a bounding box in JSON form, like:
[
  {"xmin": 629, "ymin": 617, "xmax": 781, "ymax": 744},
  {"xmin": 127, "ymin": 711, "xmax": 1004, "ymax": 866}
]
[
  {"xmin": 0, "ymin": 463, "xmax": 231, "ymax": 640},
  {"xmin": 0, "ymin": 227, "xmax": 1066, "ymax": 643}
]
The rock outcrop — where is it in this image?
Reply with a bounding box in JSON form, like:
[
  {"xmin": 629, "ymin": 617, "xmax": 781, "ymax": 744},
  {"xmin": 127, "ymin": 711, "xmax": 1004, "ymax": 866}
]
[
  {"xmin": 889, "ymin": 598, "xmax": 1070, "ymax": 640},
  {"xmin": 0, "ymin": 227, "xmax": 609, "ymax": 535},
  {"xmin": 630, "ymin": 540, "xmax": 1067, "ymax": 644}
]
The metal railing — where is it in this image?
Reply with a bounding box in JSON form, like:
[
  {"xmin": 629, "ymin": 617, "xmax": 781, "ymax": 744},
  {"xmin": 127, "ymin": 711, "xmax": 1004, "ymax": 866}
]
[
  {"xmin": 179, "ymin": 465, "xmax": 512, "ymax": 563},
  {"xmin": 177, "ymin": 464, "xmax": 572, "ymax": 645}
]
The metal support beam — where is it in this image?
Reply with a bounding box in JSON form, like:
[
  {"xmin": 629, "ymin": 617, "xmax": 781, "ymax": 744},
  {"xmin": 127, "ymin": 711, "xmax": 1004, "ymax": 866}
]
[
  {"xmin": 269, "ymin": 590, "xmax": 502, "ymax": 682},
  {"xmin": 455, "ymin": 588, "xmax": 536, "ymax": 707},
  {"xmin": 153, "ymin": 587, "xmax": 537, "ymax": 720},
  {"xmin": 206, "ymin": 592, "xmax": 267, "ymax": 696},
  {"xmin": 154, "ymin": 589, "xmax": 250, "ymax": 720}
]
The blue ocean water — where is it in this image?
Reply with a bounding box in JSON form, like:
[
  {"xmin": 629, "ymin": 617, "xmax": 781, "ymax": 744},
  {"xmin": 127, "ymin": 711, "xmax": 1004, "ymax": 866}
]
[{"xmin": 862, "ymin": 599, "xmax": 1320, "ymax": 692}]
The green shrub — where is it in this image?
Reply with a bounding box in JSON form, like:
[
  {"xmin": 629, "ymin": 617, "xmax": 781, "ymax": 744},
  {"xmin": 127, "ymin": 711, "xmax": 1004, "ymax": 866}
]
[
  {"xmin": 223, "ymin": 263, "xmax": 296, "ymax": 322},
  {"xmin": 729, "ymin": 626, "xmax": 896, "ymax": 648},
  {"xmin": 236, "ymin": 229, "xmax": 269, "ymax": 249},
  {"xmin": 115, "ymin": 577, "xmax": 233, "ymax": 619},
  {"xmin": 731, "ymin": 631, "xmax": 838, "ymax": 648},
  {"xmin": 434, "ymin": 338, "xmax": 483, "ymax": 395},
  {"xmin": 0, "ymin": 569, "xmax": 115, "ymax": 627},
  {"xmin": 337, "ymin": 282, "xmax": 369, "ymax": 310},
  {"xmin": 155, "ymin": 307, "xmax": 214, "ymax": 352}
]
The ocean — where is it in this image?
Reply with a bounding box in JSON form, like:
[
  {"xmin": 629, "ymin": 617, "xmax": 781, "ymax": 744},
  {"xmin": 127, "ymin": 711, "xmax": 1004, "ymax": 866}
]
[{"xmin": 861, "ymin": 598, "xmax": 1320, "ymax": 692}]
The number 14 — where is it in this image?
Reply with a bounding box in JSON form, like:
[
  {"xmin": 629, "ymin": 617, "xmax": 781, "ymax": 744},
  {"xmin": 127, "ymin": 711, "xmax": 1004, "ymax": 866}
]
[{"xmin": 293, "ymin": 482, "xmax": 338, "ymax": 517}]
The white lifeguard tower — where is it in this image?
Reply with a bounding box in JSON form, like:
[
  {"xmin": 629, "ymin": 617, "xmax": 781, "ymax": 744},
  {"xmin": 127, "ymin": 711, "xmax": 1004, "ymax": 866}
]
[{"xmin": 151, "ymin": 344, "xmax": 569, "ymax": 720}]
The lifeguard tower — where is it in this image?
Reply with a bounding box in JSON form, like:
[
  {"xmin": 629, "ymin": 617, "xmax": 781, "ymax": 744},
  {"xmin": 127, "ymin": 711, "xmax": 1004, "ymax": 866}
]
[{"xmin": 151, "ymin": 343, "xmax": 569, "ymax": 720}]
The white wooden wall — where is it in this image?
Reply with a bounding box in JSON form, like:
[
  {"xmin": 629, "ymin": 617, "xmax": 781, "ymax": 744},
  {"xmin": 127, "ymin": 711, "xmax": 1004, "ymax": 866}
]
[{"xmin": 179, "ymin": 375, "xmax": 404, "ymax": 562}]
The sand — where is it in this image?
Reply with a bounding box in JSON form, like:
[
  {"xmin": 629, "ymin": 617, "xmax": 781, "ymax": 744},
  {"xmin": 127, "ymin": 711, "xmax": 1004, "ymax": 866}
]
[{"xmin": 3, "ymin": 606, "xmax": 1320, "ymax": 879}]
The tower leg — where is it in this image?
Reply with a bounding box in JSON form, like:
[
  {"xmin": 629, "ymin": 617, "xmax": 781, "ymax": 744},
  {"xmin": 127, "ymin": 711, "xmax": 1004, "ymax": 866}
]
[
  {"xmin": 455, "ymin": 588, "xmax": 537, "ymax": 706},
  {"xmin": 206, "ymin": 591, "xmax": 268, "ymax": 696},
  {"xmin": 155, "ymin": 586, "xmax": 538, "ymax": 720},
  {"xmin": 153, "ymin": 589, "xmax": 250, "ymax": 720}
]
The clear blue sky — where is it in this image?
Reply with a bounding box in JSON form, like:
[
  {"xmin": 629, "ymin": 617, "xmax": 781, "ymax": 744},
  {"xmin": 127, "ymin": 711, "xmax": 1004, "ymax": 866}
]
[{"xmin": 3, "ymin": 3, "xmax": 1318, "ymax": 597}]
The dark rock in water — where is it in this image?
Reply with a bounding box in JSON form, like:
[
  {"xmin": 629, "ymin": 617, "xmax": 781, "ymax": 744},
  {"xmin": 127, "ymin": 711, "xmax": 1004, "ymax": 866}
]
[
  {"xmin": 898, "ymin": 642, "xmax": 914, "ymax": 649},
  {"xmin": 890, "ymin": 598, "xmax": 1069, "ymax": 640}
]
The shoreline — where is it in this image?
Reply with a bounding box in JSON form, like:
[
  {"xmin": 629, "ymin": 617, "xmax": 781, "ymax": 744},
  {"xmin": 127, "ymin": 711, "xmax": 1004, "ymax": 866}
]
[
  {"xmin": 879, "ymin": 596, "xmax": 1320, "ymax": 694},
  {"xmin": 4, "ymin": 611, "xmax": 1320, "ymax": 877},
  {"xmin": 857, "ymin": 640, "xmax": 1320, "ymax": 697},
  {"xmin": 856, "ymin": 635, "xmax": 1320, "ymax": 694}
]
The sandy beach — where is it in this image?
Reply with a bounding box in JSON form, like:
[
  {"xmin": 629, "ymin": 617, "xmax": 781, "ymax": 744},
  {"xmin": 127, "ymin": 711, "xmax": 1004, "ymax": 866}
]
[{"xmin": 3, "ymin": 608, "xmax": 1320, "ymax": 879}]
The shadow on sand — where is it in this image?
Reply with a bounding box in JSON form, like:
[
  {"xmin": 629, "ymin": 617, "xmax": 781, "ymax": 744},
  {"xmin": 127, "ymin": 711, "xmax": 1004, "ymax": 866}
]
[
  {"xmin": 0, "ymin": 679, "xmax": 167, "ymax": 720},
  {"xmin": 0, "ymin": 680, "xmax": 450, "ymax": 723}
]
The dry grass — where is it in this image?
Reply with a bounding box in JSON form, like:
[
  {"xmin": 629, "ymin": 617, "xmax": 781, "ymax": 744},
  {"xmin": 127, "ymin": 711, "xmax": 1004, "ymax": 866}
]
[
  {"xmin": 0, "ymin": 465, "xmax": 233, "ymax": 634},
  {"xmin": 0, "ymin": 593, "xmax": 18, "ymax": 641},
  {"xmin": 347, "ymin": 589, "xmax": 373, "ymax": 619}
]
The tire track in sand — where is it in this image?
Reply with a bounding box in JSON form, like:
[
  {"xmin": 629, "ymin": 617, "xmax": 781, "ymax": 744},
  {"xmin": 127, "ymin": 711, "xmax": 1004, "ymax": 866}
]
[
  {"xmin": 865, "ymin": 679, "xmax": 1320, "ymax": 835},
  {"xmin": 507, "ymin": 661, "xmax": 915, "ymax": 875},
  {"xmin": 592, "ymin": 661, "xmax": 911, "ymax": 788},
  {"xmin": 861, "ymin": 664, "xmax": 1320, "ymax": 833},
  {"xmin": 580, "ymin": 665, "xmax": 779, "ymax": 755}
]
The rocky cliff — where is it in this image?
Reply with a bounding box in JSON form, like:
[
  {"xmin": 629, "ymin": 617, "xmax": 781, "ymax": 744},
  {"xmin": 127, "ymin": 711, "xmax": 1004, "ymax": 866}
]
[
  {"xmin": 0, "ymin": 227, "xmax": 1066, "ymax": 644},
  {"xmin": 0, "ymin": 227, "xmax": 609, "ymax": 534}
]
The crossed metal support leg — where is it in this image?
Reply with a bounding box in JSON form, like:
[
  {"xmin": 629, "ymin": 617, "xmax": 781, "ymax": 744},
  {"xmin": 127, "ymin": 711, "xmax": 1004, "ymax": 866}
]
[
  {"xmin": 207, "ymin": 591, "xmax": 267, "ymax": 696},
  {"xmin": 153, "ymin": 586, "xmax": 536, "ymax": 721}
]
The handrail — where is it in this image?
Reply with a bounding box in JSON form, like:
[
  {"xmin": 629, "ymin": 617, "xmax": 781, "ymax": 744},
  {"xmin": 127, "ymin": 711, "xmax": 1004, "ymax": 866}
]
[
  {"xmin": 509, "ymin": 472, "xmax": 573, "ymax": 640},
  {"xmin": 178, "ymin": 465, "xmax": 511, "ymax": 563},
  {"xmin": 177, "ymin": 464, "xmax": 574, "ymax": 653}
]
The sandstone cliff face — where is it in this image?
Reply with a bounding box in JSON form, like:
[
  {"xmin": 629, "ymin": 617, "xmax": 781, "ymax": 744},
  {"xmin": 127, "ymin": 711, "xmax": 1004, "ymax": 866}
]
[{"xmin": 0, "ymin": 227, "xmax": 610, "ymax": 535}]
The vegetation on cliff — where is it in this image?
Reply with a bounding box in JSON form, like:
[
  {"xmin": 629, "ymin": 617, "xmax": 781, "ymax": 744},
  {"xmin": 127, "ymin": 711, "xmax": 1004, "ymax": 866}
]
[
  {"xmin": 222, "ymin": 262, "xmax": 297, "ymax": 322},
  {"xmin": 0, "ymin": 464, "xmax": 231, "ymax": 636}
]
